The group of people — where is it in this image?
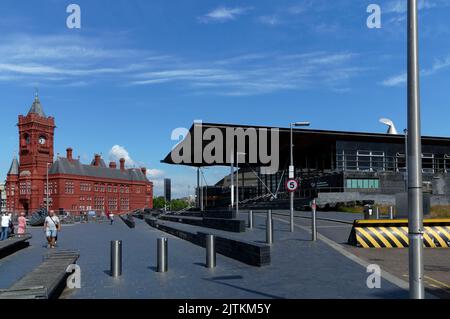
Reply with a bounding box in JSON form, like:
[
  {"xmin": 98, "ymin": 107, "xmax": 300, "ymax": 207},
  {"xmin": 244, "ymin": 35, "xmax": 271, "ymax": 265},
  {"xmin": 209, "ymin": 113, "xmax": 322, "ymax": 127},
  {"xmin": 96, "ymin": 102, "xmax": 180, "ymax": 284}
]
[
  {"xmin": 0, "ymin": 210, "xmax": 60, "ymax": 250},
  {"xmin": 1, "ymin": 212, "xmax": 27, "ymax": 241}
]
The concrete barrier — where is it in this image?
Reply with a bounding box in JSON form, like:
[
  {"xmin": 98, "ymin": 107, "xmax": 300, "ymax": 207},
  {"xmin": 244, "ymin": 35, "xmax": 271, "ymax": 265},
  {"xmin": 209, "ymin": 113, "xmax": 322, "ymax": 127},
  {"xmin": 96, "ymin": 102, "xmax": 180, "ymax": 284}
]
[
  {"xmin": 159, "ymin": 215, "xmax": 245, "ymax": 233},
  {"xmin": 348, "ymin": 219, "xmax": 450, "ymax": 248},
  {"xmin": 145, "ymin": 218, "xmax": 270, "ymax": 267}
]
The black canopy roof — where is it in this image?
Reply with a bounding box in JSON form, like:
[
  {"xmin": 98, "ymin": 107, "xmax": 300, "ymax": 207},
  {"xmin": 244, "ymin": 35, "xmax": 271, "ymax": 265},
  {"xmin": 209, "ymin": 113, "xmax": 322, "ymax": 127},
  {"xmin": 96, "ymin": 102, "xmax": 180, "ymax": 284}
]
[{"xmin": 161, "ymin": 122, "xmax": 450, "ymax": 168}]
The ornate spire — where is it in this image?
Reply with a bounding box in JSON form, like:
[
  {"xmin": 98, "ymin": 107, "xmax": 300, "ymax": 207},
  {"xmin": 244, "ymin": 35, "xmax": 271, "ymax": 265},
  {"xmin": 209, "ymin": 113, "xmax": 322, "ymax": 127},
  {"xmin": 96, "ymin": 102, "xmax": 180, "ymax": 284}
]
[
  {"xmin": 7, "ymin": 157, "xmax": 19, "ymax": 175},
  {"xmin": 28, "ymin": 90, "xmax": 46, "ymax": 117}
]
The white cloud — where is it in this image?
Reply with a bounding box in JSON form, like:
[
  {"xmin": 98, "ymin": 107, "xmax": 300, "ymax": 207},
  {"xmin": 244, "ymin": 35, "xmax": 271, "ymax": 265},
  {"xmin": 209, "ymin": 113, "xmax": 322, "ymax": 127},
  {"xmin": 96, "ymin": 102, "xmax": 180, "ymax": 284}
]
[
  {"xmin": 385, "ymin": 0, "xmax": 447, "ymax": 14},
  {"xmin": 147, "ymin": 169, "xmax": 165, "ymax": 179},
  {"xmin": 382, "ymin": 53, "xmax": 450, "ymax": 87},
  {"xmin": 108, "ymin": 145, "xmax": 164, "ymax": 183},
  {"xmin": 199, "ymin": 7, "xmax": 251, "ymax": 23},
  {"xmin": 258, "ymin": 15, "xmax": 281, "ymax": 26},
  {"xmin": 108, "ymin": 145, "xmax": 136, "ymax": 167},
  {"xmin": 288, "ymin": 2, "xmax": 313, "ymax": 15},
  {"xmin": 131, "ymin": 51, "xmax": 362, "ymax": 95},
  {"xmin": 381, "ymin": 73, "xmax": 407, "ymax": 87},
  {"xmin": 0, "ymin": 34, "xmax": 362, "ymax": 96},
  {"xmin": 0, "ymin": 34, "xmax": 166, "ymax": 86}
]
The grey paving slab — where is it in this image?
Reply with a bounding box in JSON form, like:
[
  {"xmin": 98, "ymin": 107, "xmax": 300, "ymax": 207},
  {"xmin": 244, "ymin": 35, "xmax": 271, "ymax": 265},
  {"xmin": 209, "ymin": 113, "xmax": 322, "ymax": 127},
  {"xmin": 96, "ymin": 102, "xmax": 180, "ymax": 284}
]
[
  {"xmin": 261, "ymin": 210, "xmax": 447, "ymax": 299},
  {"xmin": 1, "ymin": 216, "xmax": 408, "ymax": 299}
]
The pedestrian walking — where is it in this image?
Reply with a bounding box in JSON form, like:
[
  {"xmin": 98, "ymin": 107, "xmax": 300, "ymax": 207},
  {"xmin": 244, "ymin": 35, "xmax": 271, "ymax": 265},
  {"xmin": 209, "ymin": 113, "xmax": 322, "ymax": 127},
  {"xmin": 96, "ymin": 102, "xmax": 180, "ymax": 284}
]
[
  {"xmin": 1, "ymin": 212, "xmax": 12, "ymax": 241},
  {"xmin": 44, "ymin": 210, "xmax": 61, "ymax": 249},
  {"xmin": 109, "ymin": 213, "xmax": 114, "ymax": 225},
  {"xmin": 17, "ymin": 212, "xmax": 27, "ymax": 236}
]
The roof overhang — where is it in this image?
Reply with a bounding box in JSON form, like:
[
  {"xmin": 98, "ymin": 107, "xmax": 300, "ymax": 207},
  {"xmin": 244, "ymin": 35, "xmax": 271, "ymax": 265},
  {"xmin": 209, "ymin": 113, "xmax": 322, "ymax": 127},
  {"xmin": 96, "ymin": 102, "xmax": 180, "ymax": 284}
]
[{"xmin": 161, "ymin": 122, "xmax": 450, "ymax": 169}]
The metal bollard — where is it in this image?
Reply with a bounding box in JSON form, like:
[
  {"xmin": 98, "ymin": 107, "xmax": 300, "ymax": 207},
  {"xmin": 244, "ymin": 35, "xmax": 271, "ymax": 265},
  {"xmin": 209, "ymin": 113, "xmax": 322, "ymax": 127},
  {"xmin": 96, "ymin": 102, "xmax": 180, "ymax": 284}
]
[
  {"xmin": 389, "ymin": 206, "xmax": 394, "ymax": 220},
  {"xmin": 206, "ymin": 234, "xmax": 216, "ymax": 268},
  {"xmin": 157, "ymin": 237, "xmax": 168, "ymax": 273},
  {"xmin": 110, "ymin": 240, "xmax": 122, "ymax": 277},
  {"xmin": 248, "ymin": 210, "xmax": 253, "ymax": 229},
  {"xmin": 266, "ymin": 210, "xmax": 273, "ymax": 245},
  {"xmin": 312, "ymin": 199, "xmax": 317, "ymax": 241},
  {"xmin": 375, "ymin": 207, "xmax": 380, "ymax": 220}
]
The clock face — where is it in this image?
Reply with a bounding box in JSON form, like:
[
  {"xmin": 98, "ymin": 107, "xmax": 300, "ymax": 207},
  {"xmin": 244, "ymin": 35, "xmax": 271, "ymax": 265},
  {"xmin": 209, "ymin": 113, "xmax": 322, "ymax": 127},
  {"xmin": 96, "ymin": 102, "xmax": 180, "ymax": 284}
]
[{"xmin": 39, "ymin": 136, "xmax": 46, "ymax": 145}]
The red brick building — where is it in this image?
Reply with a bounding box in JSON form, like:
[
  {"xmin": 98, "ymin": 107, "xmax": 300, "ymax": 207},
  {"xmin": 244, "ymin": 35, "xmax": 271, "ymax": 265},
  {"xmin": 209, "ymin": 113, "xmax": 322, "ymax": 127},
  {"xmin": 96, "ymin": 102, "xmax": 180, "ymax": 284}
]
[{"xmin": 5, "ymin": 94, "xmax": 153, "ymax": 215}]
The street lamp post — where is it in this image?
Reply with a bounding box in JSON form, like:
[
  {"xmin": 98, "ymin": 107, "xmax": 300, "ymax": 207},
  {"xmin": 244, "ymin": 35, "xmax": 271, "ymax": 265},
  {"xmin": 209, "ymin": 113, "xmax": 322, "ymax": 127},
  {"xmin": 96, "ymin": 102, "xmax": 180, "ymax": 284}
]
[
  {"xmin": 289, "ymin": 122, "xmax": 310, "ymax": 232},
  {"xmin": 404, "ymin": 129, "xmax": 408, "ymax": 191},
  {"xmin": 236, "ymin": 152, "xmax": 246, "ymax": 216},
  {"xmin": 46, "ymin": 162, "xmax": 50, "ymax": 212},
  {"xmin": 200, "ymin": 168, "xmax": 204, "ymax": 212},
  {"xmin": 407, "ymin": 0, "xmax": 424, "ymax": 299},
  {"xmin": 230, "ymin": 153, "xmax": 234, "ymax": 209}
]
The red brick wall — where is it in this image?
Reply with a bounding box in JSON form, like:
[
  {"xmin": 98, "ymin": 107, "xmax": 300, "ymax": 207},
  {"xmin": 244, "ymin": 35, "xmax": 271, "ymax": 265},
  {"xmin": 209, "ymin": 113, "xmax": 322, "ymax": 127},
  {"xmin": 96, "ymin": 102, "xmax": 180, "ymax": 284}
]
[
  {"xmin": 46, "ymin": 174, "xmax": 153, "ymax": 215},
  {"xmin": 6, "ymin": 108, "xmax": 154, "ymax": 215}
]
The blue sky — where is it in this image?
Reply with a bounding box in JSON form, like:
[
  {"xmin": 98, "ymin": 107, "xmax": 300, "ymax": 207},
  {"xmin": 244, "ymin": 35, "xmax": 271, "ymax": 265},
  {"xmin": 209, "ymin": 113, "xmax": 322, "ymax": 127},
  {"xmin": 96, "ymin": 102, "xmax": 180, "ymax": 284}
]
[{"xmin": 1, "ymin": 0, "xmax": 450, "ymax": 197}]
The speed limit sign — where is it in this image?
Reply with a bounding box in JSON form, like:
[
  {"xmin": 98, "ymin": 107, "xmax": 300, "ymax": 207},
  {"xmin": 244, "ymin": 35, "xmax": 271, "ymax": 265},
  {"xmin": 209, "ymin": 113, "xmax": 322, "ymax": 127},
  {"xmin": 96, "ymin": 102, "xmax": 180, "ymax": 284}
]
[{"xmin": 286, "ymin": 179, "xmax": 299, "ymax": 192}]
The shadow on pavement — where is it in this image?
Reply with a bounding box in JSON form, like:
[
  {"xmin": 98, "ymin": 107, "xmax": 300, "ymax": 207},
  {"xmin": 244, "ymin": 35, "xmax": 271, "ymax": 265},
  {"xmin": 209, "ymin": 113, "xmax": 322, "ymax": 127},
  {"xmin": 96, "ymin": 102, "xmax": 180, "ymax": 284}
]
[{"xmin": 202, "ymin": 277, "xmax": 285, "ymax": 299}]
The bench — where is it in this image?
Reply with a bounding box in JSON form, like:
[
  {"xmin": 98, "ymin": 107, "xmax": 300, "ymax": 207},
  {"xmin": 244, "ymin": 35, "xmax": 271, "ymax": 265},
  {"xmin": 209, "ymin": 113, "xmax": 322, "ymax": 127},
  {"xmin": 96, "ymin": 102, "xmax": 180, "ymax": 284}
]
[
  {"xmin": 0, "ymin": 250, "xmax": 80, "ymax": 299},
  {"xmin": 172, "ymin": 210, "xmax": 237, "ymax": 219},
  {"xmin": 159, "ymin": 215, "xmax": 246, "ymax": 233},
  {"xmin": 146, "ymin": 218, "xmax": 270, "ymax": 267},
  {"xmin": 0, "ymin": 234, "xmax": 32, "ymax": 259}
]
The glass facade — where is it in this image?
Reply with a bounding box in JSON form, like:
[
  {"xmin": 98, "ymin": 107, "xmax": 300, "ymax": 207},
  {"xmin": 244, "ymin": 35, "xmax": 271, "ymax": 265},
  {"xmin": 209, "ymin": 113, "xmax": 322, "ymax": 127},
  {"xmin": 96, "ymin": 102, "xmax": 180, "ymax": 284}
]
[{"xmin": 346, "ymin": 179, "xmax": 379, "ymax": 189}]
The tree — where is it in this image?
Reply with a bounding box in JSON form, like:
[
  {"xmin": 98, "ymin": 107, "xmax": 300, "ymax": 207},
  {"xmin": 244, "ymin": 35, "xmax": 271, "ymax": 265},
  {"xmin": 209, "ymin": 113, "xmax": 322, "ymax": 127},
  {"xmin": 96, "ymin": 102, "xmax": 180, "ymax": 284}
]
[
  {"xmin": 153, "ymin": 196, "xmax": 165, "ymax": 209},
  {"xmin": 153, "ymin": 196, "xmax": 190, "ymax": 211},
  {"xmin": 170, "ymin": 199, "xmax": 189, "ymax": 211}
]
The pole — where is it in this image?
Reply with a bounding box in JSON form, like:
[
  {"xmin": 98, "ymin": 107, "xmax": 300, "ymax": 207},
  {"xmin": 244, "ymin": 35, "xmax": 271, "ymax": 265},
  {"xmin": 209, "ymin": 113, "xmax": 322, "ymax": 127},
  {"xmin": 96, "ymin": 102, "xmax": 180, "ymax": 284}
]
[
  {"xmin": 46, "ymin": 163, "xmax": 49, "ymax": 212},
  {"xmin": 197, "ymin": 168, "xmax": 200, "ymax": 209},
  {"xmin": 389, "ymin": 206, "xmax": 394, "ymax": 220},
  {"xmin": 230, "ymin": 153, "xmax": 234, "ymax": 209},
  {"xmin": 236, "ymin": 155, "xmax": 239, "ymax": 216},
  {"xmin": 157, "ymin": 237, "xmax": 168, "ymax": 272},
  {"xmin": 266, "ymin": 210, "xmax": 273, "ymax": 245},
  {"xmin": 312, "ymin": 199, "xmax": 317, "ymax": 241},
  {"xmin": 404, "ymin": 129, "xmax": 408, "ymax": 191},
  {"xmin": 110, "ymin": 240, "xmax": 122, "ymax": 277},
  {"xmin": 206, "ymin": 234, "xmax": 216, "ymax": 268},
  {"xmin": 200, "ymin": 168, "xmax": 204, "ymax": 212},
  {"xmin": 407, "ymin": 0, "xmax": 424, "ymax": 299},
  {"xmin": 290, "ymin": 124, "xmax": 294, "ymax": 232},
  {"xmin": 248, "ymin": 210, "xmax": 253, "ymax": 229}
]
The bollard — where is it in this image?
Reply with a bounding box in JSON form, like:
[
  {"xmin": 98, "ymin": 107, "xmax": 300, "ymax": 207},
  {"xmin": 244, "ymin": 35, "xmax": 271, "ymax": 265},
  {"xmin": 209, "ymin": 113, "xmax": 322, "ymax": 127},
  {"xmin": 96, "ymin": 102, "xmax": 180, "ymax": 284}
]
[
  {"xmin": 389, "ymin": 206, "xmax": 394, "ymax": 220},
  {"xmin": 312, "ymin": 199, "xmax": 317, "ymax": 241},
  {"xmin": 157, "ymin": 237, "xmax": 168, "ymax": 273},
  {"xmin": 266, "ymin": 210, "xmax": 273, "ymax": 245},
  {"xmin": 206, "ymin": 234, "xmax": 216, "ymax": 268},
  {"xmin": 110, "ymin": 240, "xmax": 122, "ymax": 277},
  {"xmin": 375, "ymin": 207, "xmax": 380, "ymax": 220},
  {"xmin": 248, "ymin": 210, "xmax": 253, "ymax": 229}
]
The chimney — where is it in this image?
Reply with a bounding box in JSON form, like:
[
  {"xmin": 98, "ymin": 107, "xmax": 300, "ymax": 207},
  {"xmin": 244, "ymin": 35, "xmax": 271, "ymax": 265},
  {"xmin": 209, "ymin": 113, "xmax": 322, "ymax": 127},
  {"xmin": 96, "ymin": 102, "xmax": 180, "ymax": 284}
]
[
  {"xmin": 109, "ymin": 161, "xmax": 117, "ymax": 169},
  {"xmin": 141, "ymin": 167, "xmax": 147, "ymax": 176},
  {"xmin": 94, "ymin": 154, "xmax": 101, "ymax": 166},
  {"xmin": 120, "ymin": 158, "xmax": 125, "ymax": 171},
  {"xmin": 66, "ymin": 148, "xmax": 73, "ymax": 161}
]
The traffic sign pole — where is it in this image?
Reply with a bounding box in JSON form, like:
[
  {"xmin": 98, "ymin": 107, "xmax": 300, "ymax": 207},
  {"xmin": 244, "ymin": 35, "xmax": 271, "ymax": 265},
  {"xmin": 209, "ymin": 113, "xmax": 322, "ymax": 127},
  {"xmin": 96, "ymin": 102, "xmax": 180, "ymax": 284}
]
[{"xmin": 286, "ymin": 179, "xmax": 299, "ymax": 232}]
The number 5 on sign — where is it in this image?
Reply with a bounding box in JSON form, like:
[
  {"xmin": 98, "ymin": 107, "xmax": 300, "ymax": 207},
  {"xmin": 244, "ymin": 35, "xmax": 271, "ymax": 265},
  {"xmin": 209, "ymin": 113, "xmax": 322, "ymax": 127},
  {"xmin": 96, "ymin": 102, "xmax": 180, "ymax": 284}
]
[{"xmin": 286, "ymin": 179, "xmax": 299, "ymax": 192}]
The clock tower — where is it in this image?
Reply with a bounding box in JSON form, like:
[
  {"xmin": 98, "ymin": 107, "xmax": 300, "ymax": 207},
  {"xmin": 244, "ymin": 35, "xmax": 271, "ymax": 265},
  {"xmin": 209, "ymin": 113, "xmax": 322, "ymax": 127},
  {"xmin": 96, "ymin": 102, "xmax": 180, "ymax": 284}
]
[{"xmin": 16, "ymin": 93, "xmax": 56, "ymax": 212}]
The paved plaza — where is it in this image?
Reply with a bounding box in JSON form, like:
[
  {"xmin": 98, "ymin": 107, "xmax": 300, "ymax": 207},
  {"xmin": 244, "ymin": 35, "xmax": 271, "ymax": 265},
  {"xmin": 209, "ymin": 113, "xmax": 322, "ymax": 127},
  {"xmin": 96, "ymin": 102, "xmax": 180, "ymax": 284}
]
[{"xmin": 0, "ymin": 213, "xmax": 413, "ymax": 299}]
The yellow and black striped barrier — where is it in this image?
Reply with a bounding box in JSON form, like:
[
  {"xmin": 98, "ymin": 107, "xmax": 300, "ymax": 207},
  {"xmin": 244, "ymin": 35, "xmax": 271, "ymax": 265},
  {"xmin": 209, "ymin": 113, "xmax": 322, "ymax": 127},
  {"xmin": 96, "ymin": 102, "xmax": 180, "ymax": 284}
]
[{"xmin": 348, "ymin": 219, "xmax": 450, "ymax": 248}]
